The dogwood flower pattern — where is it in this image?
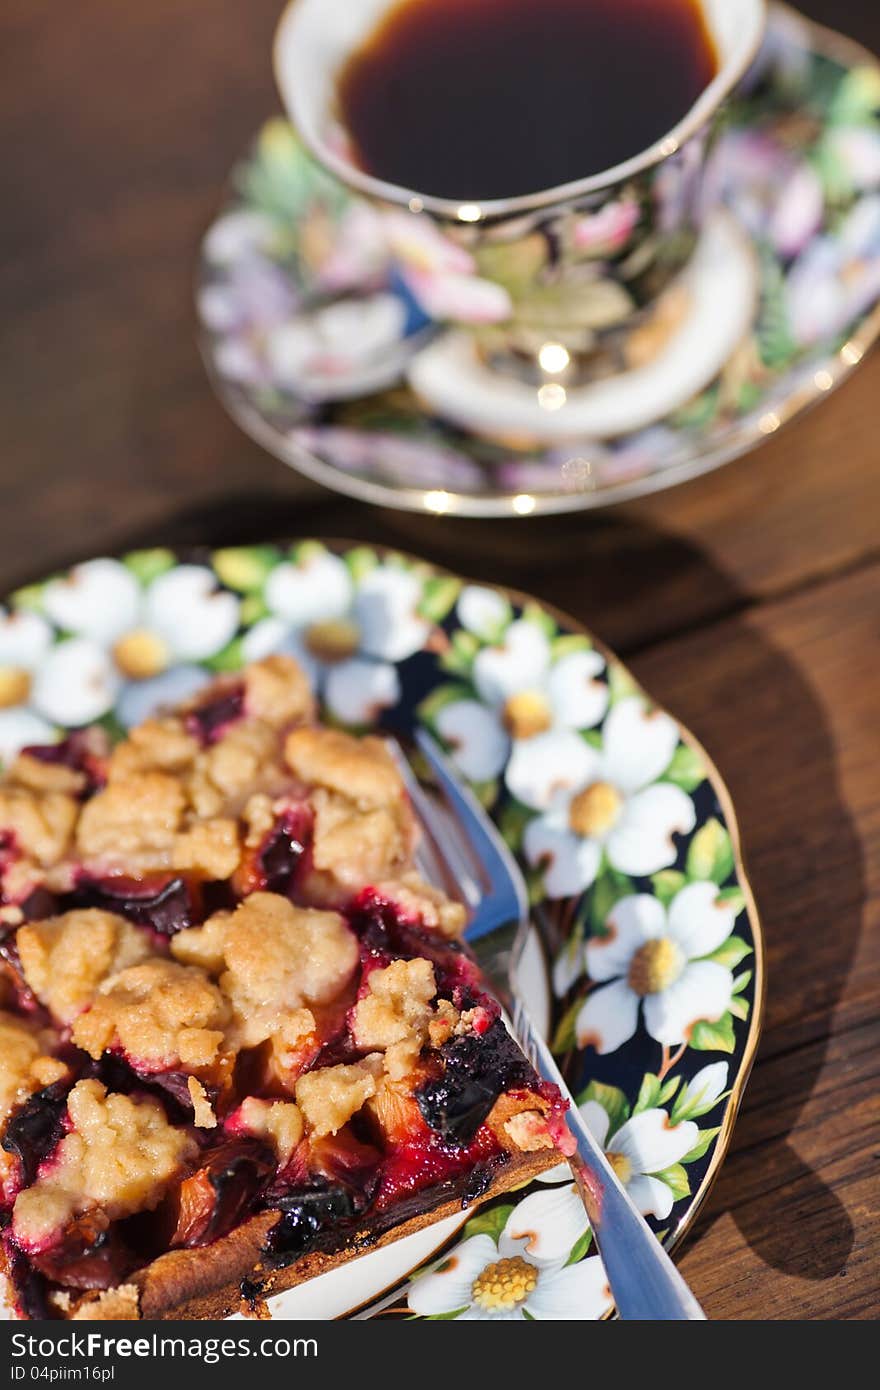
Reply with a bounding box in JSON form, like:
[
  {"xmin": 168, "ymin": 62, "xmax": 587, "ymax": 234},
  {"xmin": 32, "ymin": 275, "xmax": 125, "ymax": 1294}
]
[
  {"xmin": 407, "ymin": 1226, "xmax": 611, "ymax": 1321},
  {"xmin": 0, "ymin": 560, "xmax": 240, "ymax": 753},
  {"xmin": 434, "ymin": 588, "xmax": 609, "ymax": 787},
  {"xmin": 240, "ymin": 546, "xmax": 432, "ymax": 725},
  {"xmin": 521, "ymin": 696, "xmax": 696, "ymax": 898},
  {"xmin": 576, "ymin": 882, "xmax": 740, "ymax": 1054}
]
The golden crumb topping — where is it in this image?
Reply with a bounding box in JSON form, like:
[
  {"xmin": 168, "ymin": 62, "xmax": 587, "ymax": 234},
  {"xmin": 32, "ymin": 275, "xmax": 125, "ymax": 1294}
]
[
  {"xmin": 0, "ymin": 1012, "xmax": 66, "ymax": 1128},
  {"xmin": 186, "ymin": 720, "xmax": 283, "ymax": 820},
  {"xmin": 218, "ymin": 893, "xmax": 358, "ymax": 1048},
  {"xmin": 169, "ymin": 912, "xmax": 230, "ymax": 974},
  {"xmin": 284, "ymin": 727, "xmax": 405, "ymax": 809},
  {"xmin": 295, "ymin": 1057, "xmax": 383, "ymax": 1137},
  {"xmin": 71, "ymin": 959, "xmax": 229, "ymax": 1071},
  {"xmin": 16, "ymin": 910, "xmax": 152, "ymax": 1025},
  {"xmin": 236, "ymin": 1097, "xmax": 304, "ymax": 1164},
  {"xmin": 76, "ymin": 773, "xmax": 185, "ymax": 866},
  {"xmin": 9, "ymin": 754, "xmax": 89, "ymax": 798},
  {"xmin": 12, "ymin": 1080, "xmax": 196, "ymax": 1250},
  {"xmin": 187, "ymin": 1077, "xmax": 217, "ymax": 1130},
  {"xmin": 171, "ymin": 818, "xmax": 241, "ymax": 880},
  {"xmin": 503, "ymin": 1111, "xmax": 556, "ymax": 1153},
  {"xmin": 310, "ymin": 790, "xmax": 410, "ymax": 890},
  {"xmin": 0, "ymin": 788, "xmax": 78, "ymax": 867},
  {"xmin": 67, "ymin": 1286, "xmax": 141, "ymax": 1320},
  {"xmin": 243, "ymin": 656, "xmax": 315, "ymax": 729},
  {"xmin": 352, "ymin": 958, "xmax": 436, "ymax": 1054},
  {"xmin": 108, "ymin": 718, "xmax": 200, "ymax": 782}
]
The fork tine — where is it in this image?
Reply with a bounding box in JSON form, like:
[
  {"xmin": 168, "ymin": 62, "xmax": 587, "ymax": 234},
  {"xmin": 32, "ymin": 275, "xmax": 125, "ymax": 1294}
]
[{"xmin": 414, "ymin": 729, "xmax": 527, "ymax": 931}]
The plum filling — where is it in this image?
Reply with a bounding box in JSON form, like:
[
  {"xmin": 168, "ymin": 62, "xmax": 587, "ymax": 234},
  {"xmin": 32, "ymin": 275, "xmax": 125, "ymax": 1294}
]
[
  {"xmin": 1, "ymin": 1083, "xmax": 70, "ymax": 1189},
  {"xmin": 257, "ymin": 816, "xmax": 308, "ymax": 896},
  {"xmin": 185, "ymin": 687, "xmax": 246, "ymax": 746},
  {"xmin": 347, "ymin": 889, "xmax": 479, "ymax": 996},
  {"xmin": 30, "ymin": 1215, "xmax": 132, "ymax": 1291},
  {"xmin": 69, "ymin": 875, "xmax": 195, "ymax": 938},
  {"xmin": 2, "ymin": 1234, "xmax": 50, "ymax": 1320},
  {"xmin": 171, "ymin": 1140, "xmax": 276, "ymax": 1248},
  {"xmin": 261, "ymin": 1178, "xmax": 373, "ymax": 1270},
  {"xmin": 416, "ymin": 1018, "xmax": 536, "ymax": 1146}
]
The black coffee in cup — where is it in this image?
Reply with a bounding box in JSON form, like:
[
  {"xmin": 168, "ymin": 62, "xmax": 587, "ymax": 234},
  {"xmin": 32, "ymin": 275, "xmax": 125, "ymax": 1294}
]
[{"xmin": 337, "ymin": 0, "xmax": 719, "ymax": 201}]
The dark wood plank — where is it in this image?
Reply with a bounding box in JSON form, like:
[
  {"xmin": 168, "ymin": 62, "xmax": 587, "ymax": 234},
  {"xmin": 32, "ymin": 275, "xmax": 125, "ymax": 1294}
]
[{"xmin": 626, "ymin": 565, "xmax": 880, "ymax": 1319}]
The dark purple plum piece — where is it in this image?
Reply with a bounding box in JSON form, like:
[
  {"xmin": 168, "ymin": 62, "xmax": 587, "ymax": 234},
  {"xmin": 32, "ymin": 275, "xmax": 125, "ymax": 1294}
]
[
  {"xmin": 416, "ymin": 1018, "xmax": 536, "ymax": 1146},
  {"xmin": 2, "ymin": 1081, "xmax": 70, "ymax": 1186},
  {"xmin": 70, "ymin": 875, "xmax": 194, "ymax": 937}
]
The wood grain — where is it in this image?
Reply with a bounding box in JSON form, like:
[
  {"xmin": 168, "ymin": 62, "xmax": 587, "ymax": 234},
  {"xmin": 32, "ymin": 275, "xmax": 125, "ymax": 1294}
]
[
  {"xmin": 630, "ymin": 566, "xmax": 880, "ymax": 1320},
  {"xmin": 1, "ymin": 0, "xmax": 878, "ymax": 1321}
]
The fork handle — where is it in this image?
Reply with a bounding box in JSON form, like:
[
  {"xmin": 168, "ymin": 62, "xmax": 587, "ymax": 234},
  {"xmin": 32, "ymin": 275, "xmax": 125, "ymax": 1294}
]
[{"xmin": 523, "ymin": 1013, "xmax": 706, "ymax": 1320}]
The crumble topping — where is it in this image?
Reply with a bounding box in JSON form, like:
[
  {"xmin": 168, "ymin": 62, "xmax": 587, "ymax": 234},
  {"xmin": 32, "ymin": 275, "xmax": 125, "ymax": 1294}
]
[
  {"xmin": 76, "ymin": 772, "xmax": 185, "ymax": 866},
  {"xmin": 217, "ymin": 893, "xmax": 358, "ymax": 1048},
  {"xmin": 9, "ymin": 750, "xmax": 95, "ymax": 798},
  {"xmin": 0, "ymin": 1012, "xmax": 66, "ymax": 1127},
  {"xmin": 0, "ymin": 651, "xmax": 561, "ymax": 1317},
  {"xmin": 12, "ymin": 1080, "xmax": 196, "ymax": 1251},
  {"xmin": 186, "ymin": 720, "xmax": 283, "ymax": 820},
  {"xmin": 71, "ymin": 959, "xmax": 229, "ymax": 1071},
  {"xmin": 311, "ymin": 789, "xmax": 410, "ymax": 890},
  {"xmin": 242, "ymin": 655, "xmax": 314, "ymax": 729},
  {"xmin": 235, "ymin": 1097, "xmax": 304, "ymax": 1164},
  {"xmin": 427, "ymin": 998, "xmax": 461, "ymax": 1048},
  {"xmin": 352, "ymin": 958, "xmax": 437, "ymax": 1052},
  {"xmin": 107, "ymin": 718, "xmax": 200, "ymax": 781},
  {"xmin": 16, "ymin": 910, "xmax": 152, "ymax": 1025},
  {"xmin": 0, "ymin": 788, "xmax": 78, "ymax": 867},
  {"xmin": 170, "ymin": 911, "xmax": 231, "ymax": 974},
  {"xmin": 294, "ymin": 1057, "xmax": 383, "ymax": 1137},
  {"xmin": 284, "ymin": 727, "xmax": 406, "ymax": 810},
  {"xmin": 503, "ymin": 1110, "xmax": 557, "ymax": 1153},
  {"xmin": 187, "ymin": 1077, "xmax": 217, "ymax": 1130},
  {"xmin": 171, "ymin": 818, "xmax": 241, "ymax": 880}
]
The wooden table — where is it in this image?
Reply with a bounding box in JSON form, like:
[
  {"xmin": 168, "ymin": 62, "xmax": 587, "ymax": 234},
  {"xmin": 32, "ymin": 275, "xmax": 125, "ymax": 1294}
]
[{"xmin": 2, "ymin": 0, "xmax": 878, "ymax": 1322}]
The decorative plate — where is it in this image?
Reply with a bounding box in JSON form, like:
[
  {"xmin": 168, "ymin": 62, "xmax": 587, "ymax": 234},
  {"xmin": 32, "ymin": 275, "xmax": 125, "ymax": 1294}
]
[
  {"xmin": 0, "ymin": 542, "xmax": 762, "ymax": 1320},
  {"xmin": 197, "ymin": 3, "xmax": 880, "ymax": 517}
]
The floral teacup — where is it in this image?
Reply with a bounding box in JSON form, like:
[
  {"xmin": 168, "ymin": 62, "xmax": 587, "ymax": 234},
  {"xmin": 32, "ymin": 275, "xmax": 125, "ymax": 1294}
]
[{"xmin": 274, "ymin": 0, "xmax": 767, "ymax": 390}]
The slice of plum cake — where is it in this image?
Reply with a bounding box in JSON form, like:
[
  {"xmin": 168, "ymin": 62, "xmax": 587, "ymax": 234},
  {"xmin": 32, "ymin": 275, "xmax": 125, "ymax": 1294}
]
[{"xmin": 0, "ymin": 657, "xmax": 572, "ymax": 1320}]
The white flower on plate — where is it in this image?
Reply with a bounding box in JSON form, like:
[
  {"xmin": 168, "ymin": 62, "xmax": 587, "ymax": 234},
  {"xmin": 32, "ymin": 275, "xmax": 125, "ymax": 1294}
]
[
  {"xmin": 0, "ymin": 608, "xmax": 59, "ymax": 761},
  {"xmin": 407, "ymin": 1218, "xmax": 611, "ymax": 1321},
  {"xmin": 527, "ymin": 1115, "xmax": 698, "ymax": 1238},
  {"xmin": 521, "ymin": 696, "xmax": 695, "ymax": 899},
  {"xmin": 575, "ymin": 882, "xmax": 740, "ymax": 1054},
  {"xmin": 241, "ymin": 548, "xmax": 430, "ymax": 726},
  {"xmin": 435, "ymin": 592, "xmax": 609, "ymax": 786},
  {"xmin": 36, "ymin": 559, "xmax": 240, "ymax": 731}
]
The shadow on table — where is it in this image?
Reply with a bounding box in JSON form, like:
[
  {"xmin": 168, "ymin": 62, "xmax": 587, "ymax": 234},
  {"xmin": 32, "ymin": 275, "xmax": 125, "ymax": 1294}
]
[{"xmin": 52, "ymin": 486, "xmax": 866, "ymax": 1284}]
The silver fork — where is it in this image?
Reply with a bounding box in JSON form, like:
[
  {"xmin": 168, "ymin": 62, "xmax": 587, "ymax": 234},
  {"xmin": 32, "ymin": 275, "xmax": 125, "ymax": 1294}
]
[{"xmin": 390, "ymin": 728, "xmax": 706, "ymax": 1321}]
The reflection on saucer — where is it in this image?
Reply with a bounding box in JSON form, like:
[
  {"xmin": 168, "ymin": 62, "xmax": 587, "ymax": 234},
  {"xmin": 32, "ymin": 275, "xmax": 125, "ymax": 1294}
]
[{"xmin": 407, "ymin": 212, "xmax": 757, "ymax": 443}]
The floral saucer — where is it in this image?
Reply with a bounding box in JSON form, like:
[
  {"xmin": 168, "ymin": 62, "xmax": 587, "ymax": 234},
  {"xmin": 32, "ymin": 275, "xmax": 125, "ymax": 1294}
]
[
  {"xmin": 0, "ymin": 542, "xmax": 762, "ymax": 1320},
  {"xmin": 198, "ymin": 4, "xmax": 880, "ymax": 517}
]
